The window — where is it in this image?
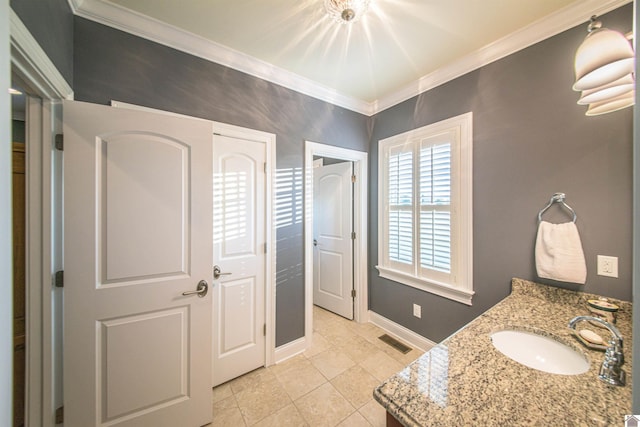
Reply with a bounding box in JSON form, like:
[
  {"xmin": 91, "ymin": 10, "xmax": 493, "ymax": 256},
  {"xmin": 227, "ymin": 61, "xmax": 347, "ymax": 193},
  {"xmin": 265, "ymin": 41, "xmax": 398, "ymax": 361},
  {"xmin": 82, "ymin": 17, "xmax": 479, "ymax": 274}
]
[{"xmin": 377, "ymin": 113, "xmax": 473, "ymax": 305}]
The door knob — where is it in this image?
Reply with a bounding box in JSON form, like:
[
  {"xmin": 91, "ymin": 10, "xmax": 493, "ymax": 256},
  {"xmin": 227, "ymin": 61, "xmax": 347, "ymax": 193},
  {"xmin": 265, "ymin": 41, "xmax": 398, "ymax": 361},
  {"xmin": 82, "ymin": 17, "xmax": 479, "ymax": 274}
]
[
  {"xmin": 213, "ymin": 265, "xmax": 232, "ymax": 279},
  {"xmin": 182, "ymin": 280, "xmax": 208, "ymax": 298}
]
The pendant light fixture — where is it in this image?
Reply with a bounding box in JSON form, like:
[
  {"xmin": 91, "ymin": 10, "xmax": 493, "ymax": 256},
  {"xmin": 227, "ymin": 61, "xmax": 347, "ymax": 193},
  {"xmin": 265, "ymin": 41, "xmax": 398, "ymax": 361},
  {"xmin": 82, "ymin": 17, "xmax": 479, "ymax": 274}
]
[
  {"xmin": 577, "ymin": 74, "xmax": 634, "ymax": 105},
  {"xmin": 573, "ymin": 16, "xmax": 635, "ymax": 115},
  {"xmin": 585, "ymin": 91, "xmax": 635, "ymax": 116},
  {"xmin": 324, "ymin": 0, "xmax": 371, "ymax": 24}
]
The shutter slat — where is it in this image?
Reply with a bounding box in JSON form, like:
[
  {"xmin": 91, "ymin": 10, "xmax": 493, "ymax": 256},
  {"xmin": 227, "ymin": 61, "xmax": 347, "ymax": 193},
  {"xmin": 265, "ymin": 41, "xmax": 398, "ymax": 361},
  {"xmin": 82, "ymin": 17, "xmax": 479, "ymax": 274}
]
[
  {"xmin": 420, "ymin": 143, "xmax": 451, "ymax": 206},
  {"xmin": 389, "ymin": 150, "xmax": 413, "ymax": 207},
  {"xmin": 389, "ymin": 205, "xmax": 413, "ymax": 264},
  {"xmin": 420, "ymin": 208, "xmax": 451, "ymax": 273}
]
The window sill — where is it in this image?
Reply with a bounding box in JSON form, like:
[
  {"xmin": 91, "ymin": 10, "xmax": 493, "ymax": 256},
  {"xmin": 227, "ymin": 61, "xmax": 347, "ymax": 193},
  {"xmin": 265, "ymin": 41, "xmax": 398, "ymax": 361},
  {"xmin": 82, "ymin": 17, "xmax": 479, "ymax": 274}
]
[{"xmin": 376, "ymin": 266, "xmax": 474, "ymax": 306}]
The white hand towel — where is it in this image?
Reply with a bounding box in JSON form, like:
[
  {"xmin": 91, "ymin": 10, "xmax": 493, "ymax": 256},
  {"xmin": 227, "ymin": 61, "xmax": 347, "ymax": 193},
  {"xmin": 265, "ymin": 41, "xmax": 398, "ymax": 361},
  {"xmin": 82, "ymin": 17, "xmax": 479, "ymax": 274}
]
[{"xmin": 535, "ymin": 221, "xmax": 587, "ymax": 284}]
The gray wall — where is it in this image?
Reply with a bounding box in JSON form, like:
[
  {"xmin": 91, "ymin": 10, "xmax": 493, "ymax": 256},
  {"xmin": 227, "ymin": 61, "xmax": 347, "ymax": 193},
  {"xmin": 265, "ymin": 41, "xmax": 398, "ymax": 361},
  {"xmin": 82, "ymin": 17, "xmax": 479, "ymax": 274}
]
[
  {"xmin": 10, "ymin": 0, "xmax": 73, "ymax": 86},
  {"xmin": 369, "ymin": 5, "xmax": 633, "ymax": 343},
  {"xmin": 73, "ymin": 17, "xmax": 370, "ymax": 346}
]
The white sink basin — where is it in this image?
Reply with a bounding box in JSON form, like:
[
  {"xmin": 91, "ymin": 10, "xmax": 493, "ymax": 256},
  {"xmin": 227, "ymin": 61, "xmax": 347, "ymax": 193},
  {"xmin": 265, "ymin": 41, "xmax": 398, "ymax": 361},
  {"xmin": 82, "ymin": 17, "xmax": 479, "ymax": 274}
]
[{"xmin": 490, "ymin": 329, "xmax": 589, "ymax": 375}]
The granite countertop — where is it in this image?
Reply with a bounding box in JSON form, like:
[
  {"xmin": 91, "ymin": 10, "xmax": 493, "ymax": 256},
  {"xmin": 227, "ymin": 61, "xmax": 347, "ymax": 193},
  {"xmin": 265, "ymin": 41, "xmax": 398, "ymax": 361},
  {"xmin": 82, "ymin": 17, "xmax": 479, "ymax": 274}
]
[{"xmin": 374, "ymin": 278, "xmax": 633, "ymax": 426}]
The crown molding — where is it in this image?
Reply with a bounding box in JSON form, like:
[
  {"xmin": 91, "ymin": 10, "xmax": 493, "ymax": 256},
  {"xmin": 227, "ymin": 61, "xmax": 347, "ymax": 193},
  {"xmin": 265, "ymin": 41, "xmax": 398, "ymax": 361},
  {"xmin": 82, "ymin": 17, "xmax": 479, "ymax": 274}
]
[
  {"xmin": 10, "ymin": 9, "xmax": 74, "ymax": 100},
  {"xmin": 372, "ymin": 0, "xmax": 632, "ymax": 113},
  {"xmin": 72, "ymin": 0, "xmax": 373, "ymax": 115},
  {"xmin": 72, "ymin": 0, "xmax": 630, "ymax": 117},
  {"xmin": 67, "ymin": 0, "xmax": 84, "ymax": 12}
]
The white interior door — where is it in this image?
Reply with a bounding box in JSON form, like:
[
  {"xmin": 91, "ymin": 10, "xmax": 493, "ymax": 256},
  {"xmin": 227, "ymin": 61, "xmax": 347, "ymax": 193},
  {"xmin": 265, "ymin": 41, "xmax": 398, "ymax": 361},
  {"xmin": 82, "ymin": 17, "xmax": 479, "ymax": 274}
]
[
  {"xmin": 63, "ymin": 100, "xmax": 213, "ymax": 427},
  {"xmin": 212, "ymin": 134, "xmax": 266, "ymax": 386},
  {"xmin": 313, "ymin": 162, "xmax": 354, "ymax": 319}
]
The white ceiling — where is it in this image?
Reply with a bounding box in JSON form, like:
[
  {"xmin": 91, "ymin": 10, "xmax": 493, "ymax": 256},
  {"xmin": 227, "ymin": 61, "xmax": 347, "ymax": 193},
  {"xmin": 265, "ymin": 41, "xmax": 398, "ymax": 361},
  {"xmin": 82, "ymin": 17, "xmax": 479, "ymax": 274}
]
[{"xmin": 71, "ymin": 0, "xmax": 630, "ymax": 114}]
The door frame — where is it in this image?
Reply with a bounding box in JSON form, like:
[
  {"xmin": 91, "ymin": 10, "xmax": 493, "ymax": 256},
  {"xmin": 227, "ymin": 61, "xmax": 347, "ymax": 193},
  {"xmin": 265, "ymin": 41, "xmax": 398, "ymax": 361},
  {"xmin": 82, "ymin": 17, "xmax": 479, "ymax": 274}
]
[
  {"xmin": 111, "ymin": 101, "xmax": 277, "ymax": 368},
  {"xmin": 304, "ymin": 141, "xmax": 368, "ymax": 344},
  {"xmin": 10, "ymin": 9, "xmax": 73, "ymax": 427}
]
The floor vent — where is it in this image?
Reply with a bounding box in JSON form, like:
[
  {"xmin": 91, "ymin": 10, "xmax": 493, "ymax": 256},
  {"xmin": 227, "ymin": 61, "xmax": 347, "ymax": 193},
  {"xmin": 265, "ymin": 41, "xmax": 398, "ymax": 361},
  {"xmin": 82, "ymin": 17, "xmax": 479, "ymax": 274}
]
[{"xmin": 378, "ymin": 334, "xmax": 412, "ymax": 354}]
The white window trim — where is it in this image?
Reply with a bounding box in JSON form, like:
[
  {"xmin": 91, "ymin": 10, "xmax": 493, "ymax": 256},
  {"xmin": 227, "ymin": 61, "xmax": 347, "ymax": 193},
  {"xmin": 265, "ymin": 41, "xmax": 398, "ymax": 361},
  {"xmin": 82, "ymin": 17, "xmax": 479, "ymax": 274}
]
[{"xmin": 377, "ymin": 112, "xmax": 474, "ymax": 305}]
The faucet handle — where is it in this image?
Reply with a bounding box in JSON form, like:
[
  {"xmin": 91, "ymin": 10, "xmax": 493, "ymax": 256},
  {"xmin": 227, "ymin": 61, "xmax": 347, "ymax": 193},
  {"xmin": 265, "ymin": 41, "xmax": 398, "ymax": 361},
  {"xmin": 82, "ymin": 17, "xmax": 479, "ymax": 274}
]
[
  {"xmin": 605, "ymin": 337, "xmax": 624, "ymax": 365},
  {"xmin": 600, "ymin": 343, "xmax": 626, "ymax": 386}
]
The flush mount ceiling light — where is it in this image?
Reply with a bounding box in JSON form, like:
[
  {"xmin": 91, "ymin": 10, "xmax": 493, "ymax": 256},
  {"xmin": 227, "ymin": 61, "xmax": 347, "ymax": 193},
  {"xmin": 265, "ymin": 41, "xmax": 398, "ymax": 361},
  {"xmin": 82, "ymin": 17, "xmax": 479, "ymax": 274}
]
[
  {"xmin": 573, "ymin": 16, "xmax": 635, "ymax": 115},
  {"xmin": 324, "ymin": 0, "xmax": 371, "ymax": 24}
]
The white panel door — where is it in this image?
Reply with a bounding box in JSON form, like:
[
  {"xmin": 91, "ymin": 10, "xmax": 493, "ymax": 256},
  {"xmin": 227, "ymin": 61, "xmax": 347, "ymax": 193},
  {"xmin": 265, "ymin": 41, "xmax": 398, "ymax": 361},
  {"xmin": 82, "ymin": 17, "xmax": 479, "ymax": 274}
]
[
  {"xmin": 313, "ymin": 162, "xmax": 354, "ymax": 319},
  {"xmin": 212, "ymin": 134, "xmax": 266, "ymax": 386},
  {"xmin": 63, "ymin": 100, "xmax": 213, "ymax": 427}
]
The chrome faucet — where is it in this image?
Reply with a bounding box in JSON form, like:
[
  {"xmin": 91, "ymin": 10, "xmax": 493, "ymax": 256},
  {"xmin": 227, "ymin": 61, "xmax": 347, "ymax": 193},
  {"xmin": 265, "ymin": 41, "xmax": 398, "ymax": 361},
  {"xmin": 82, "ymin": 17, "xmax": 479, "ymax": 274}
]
[{"xmin": 568, "ymin": 315, "xmax": 625, "ymax": 386}]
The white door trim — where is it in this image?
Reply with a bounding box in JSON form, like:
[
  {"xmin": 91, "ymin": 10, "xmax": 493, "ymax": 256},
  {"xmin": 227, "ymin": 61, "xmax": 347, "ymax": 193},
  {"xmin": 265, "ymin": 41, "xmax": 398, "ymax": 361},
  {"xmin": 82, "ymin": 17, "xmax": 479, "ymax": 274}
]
[
  {"xmin": 304, "ymin": 142, "xmax": 368, "ymax": 346},
  {"xmin": 10, "ymin": 9, "xmax": 72, "ymax": 427},
  {"xmin": 111, "ymin": 101, "xmax": 277, "ymax": 368},
  {"xmin": 10, "ymin": 9, "xmax": 73, "ymax": 100}
]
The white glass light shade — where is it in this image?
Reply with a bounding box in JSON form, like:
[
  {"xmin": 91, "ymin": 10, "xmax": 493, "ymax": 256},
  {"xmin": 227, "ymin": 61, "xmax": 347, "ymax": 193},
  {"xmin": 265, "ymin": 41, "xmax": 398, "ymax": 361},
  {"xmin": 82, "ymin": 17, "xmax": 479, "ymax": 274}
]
[
  {"xmin": 585, "ymin": 90, "xmax": 635, "ymax": 116},
  {"xmin": 324, "ymin": 0, "xmax": 371, "ymax": 24},
  {"xmin": 577, "ymin": 73, "xmax": 635, "ymax": 105},
  {"xmin": 573, "ymin": 28, "xmax": 634, "ymax": 91}
]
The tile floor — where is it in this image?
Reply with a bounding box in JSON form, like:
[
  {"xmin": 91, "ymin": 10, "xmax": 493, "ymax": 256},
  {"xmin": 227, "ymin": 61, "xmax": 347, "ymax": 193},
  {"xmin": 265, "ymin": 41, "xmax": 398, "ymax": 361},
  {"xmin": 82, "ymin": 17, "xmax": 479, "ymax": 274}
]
[{"xmin": 210, "ymin": 306, "xmax": 430, "ymax": 427}]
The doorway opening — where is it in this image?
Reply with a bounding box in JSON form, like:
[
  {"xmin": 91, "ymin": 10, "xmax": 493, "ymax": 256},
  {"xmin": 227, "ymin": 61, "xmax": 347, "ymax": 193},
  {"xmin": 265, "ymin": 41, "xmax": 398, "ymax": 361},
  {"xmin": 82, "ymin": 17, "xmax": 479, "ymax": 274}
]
[
  {"xmin": 304, "ymin": 141, "xmax": 368, "ymax": 348},
  {"xmin": 8, "ymin": 72, "xmax": 65, "ymax": 427},
  {"xmin": 312, "ymin": 156, "xmax": 355, "ymax": 320},
  {"xmin": 11, "ymin": 84, "xmax": 26, "ymax": 427},
  {"xmin": 10, "ymin": 9, "xmax": 73, "ymax": 426}
]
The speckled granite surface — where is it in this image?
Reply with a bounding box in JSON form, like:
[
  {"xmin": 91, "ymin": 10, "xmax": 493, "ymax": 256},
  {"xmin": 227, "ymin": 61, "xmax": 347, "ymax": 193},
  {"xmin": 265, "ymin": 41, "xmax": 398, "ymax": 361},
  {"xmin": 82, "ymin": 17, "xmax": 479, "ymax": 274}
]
[{"xmin": 374, "ymin": 278, "xmax": 633, "ymax": 426}]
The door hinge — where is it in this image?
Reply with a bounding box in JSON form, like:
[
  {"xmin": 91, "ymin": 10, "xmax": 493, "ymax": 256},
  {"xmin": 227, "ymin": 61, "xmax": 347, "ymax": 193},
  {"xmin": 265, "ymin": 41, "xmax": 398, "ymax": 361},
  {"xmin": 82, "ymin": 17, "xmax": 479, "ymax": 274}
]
[
  {"xmin": 54, "ymin": 270, "xmax": 64, "ymax": 288},
  {"xmin": 54, "ymin": 134, "xmax": 63, "ymax": 151},
  {"xmin": 351, "ymin": 289, "xmax": 356, "ymax": 298},
  {"xmin": 55, "ymin": 405, "xmax": 64, "ymax": 424},
  {"xmin": 263, "ymin": 324, "xmax": 266, "ymax": 336},
  {"xmin": 264, "ymin": 162, "xmax": 267, "ymax": 173},
  {"xmin": 264, "ymin": 242, "xmax": 267, "ymax": 253},
  {"xmin": 351, "ymin": 174, "xmax": 356, "ymax": 183},
  {"xmin": 351, "ymin": 232, "xmax": 356, "ymax": 240}
]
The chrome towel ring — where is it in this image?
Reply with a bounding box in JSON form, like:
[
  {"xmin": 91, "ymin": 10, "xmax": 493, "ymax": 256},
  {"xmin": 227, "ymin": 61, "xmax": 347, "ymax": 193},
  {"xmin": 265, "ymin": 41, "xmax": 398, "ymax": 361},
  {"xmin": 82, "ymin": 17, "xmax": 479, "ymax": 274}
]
[{"xmin": 537, "ymin": 193, "xmax": 577, "ymax": 223}]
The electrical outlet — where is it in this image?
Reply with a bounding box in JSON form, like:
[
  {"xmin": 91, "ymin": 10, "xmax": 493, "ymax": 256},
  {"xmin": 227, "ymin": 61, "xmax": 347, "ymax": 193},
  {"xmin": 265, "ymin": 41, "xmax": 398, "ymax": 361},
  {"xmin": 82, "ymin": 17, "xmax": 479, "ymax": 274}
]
[
  {"xmin": 597, "ymin": 255, "xmax": 618, "ymax": 278},
  {"xmin": 413, "ymin": 303, "xmax": 422, "ymax": 318}
]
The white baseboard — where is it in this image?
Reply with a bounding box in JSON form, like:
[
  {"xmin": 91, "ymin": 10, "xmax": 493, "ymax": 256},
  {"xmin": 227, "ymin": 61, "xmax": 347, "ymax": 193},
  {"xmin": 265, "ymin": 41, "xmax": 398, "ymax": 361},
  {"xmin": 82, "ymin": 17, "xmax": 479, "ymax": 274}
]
[
  {"xmin": 274, "ymin": 337, "xmax": 307, "ymax": 364},
  {"xmin": 274, "ymin": 312, "xmax": 435, "ymax": 364},
  {"xmin": 368, "ymin": 311, "xmax": 437, "ymax": 352}
]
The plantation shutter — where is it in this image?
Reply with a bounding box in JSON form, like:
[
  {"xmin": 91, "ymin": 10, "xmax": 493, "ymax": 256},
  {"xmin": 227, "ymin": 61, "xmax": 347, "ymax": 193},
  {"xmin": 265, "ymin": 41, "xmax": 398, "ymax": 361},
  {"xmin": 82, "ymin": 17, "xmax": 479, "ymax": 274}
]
[
  {"xmin": 419, "ymin": 142, "xmax": 452, "ymax": 274},
  {"xmin": 387, "ymin": 147, "xmax": 413, "ymax": 266},
  {"xmin": 386, "ymin": 140, "xmax": 454, "ymax": 277},
  {"xmin": 377, "ymin": 112, "xmax": 473, "ymax": 304}
]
